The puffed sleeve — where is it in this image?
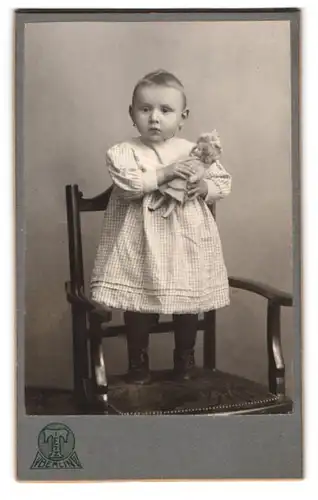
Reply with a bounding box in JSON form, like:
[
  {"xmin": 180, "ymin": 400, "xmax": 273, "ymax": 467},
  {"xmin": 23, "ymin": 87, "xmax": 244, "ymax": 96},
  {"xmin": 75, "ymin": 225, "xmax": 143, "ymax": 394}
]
[
  {"xmin": 106, "ymin": 143, "xmax": 158, "ymax": 200},
  {"xmin": 203, "ymin": 160, "xmax": 232, "ymax": 205}
]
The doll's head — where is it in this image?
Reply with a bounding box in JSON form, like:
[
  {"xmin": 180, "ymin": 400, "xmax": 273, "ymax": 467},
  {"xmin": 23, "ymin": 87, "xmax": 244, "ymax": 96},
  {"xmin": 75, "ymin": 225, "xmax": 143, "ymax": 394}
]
[{"xmin": 191, "ymin": 131, "xmax": 222, "ymax": 165}]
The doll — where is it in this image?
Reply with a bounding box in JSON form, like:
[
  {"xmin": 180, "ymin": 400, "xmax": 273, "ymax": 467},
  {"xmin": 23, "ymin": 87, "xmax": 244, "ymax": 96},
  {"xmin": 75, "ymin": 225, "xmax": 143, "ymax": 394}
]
[{"xmin": 149, "ymin": 130, "xmax": 223, "ymax": 218}]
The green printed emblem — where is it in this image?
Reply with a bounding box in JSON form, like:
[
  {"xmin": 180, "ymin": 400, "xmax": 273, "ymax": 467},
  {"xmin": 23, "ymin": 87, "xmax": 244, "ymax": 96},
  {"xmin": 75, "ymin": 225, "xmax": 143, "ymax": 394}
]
[{"xmin": 30, "ymin": 422, "xmax": 83, "ymax": 469}]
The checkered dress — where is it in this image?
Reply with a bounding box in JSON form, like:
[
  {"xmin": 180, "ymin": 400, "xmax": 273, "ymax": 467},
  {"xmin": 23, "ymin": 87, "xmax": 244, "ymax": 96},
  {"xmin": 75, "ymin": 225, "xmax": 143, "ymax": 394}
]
[{"xmin": 90, "ymin": 137, "xmax": 231, "ymax": 314}]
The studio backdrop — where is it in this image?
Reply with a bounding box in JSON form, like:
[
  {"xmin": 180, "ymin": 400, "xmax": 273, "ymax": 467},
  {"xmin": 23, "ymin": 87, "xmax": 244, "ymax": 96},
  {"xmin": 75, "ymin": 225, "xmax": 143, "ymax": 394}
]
[{"xmin": 24, "ymin": 21, "xmax": 294, "ymax": 394}]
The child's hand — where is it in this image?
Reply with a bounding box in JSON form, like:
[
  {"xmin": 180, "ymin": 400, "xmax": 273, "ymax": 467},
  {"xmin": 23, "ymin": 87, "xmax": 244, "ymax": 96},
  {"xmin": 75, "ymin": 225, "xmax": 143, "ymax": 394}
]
[
  {"xmin": 173, "ymin": 157, "xmax": 204, "ymax": 180},
  {"xmin": 174, "ymin": 162, "xmax": 196, "ymax": 179},
  {"xmin": 187, "ymin": 179, "xmax": 208, "ymax": 200},
  {"xmin": 180, "ymin": 157, "xmax": 204, "ymax": 171},
  {"xmin": 164, "ymin": 161, "xmax": 196, "ymax": 181}
]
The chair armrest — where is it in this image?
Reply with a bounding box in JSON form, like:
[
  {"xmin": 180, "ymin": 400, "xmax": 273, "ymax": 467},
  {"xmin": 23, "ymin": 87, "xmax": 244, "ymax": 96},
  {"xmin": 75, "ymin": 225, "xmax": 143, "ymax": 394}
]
[
  {"xmin": 65, "ymin": 281, "xmax": 112, "ymax": 321},
  {"xmin": 229, "ymin": 276, "xmax": 292, "ymax": 396},
  {"xmin": 229, "ymin": 276, "xmax": 293, "ymax": 307}
]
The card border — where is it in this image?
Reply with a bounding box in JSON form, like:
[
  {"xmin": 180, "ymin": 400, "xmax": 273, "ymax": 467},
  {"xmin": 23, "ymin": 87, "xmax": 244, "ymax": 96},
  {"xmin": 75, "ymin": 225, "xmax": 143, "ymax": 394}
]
[{"xmin": 15, "ymin": 9, "xmax": 302, "ymax": 480}]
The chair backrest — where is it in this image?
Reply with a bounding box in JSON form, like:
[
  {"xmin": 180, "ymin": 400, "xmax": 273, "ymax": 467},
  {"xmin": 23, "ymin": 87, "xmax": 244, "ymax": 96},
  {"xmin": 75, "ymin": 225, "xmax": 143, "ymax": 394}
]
[{"xmin": 65, "ymin": 185, "xmax": 114, "ymax": 293}]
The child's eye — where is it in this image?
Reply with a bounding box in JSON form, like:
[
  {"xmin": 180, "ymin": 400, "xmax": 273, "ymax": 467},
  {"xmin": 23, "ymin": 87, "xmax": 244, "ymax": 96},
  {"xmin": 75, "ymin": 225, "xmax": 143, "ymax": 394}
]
[
  {"xmin": 141, "ymin": 106, "xmax": 150, "ymax": 112},
  {"xmin": 161, "ymin": 107, "xmax": 172, "ymax": 114}
]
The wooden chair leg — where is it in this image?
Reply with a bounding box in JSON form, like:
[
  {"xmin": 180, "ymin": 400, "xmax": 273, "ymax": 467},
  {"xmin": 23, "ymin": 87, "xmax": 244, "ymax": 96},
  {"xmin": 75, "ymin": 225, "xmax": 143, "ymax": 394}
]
[
  {"xmin": 267, "ymin": 301, "xmax": 286, "ymax": 395},
  {"xmin": 88, "ymin": 314, "xmax": 121, "ymax": 414},
  {"xmin": 203, "ymin": 310, "xmax": 216, "ymax": 370},
  {"xmin": 71, "ymin": 305, "xmax": 89, "ymax": 405},
  {"xmin": 89, "ymin": 335, "xmax": 108, "ymax": 406}
]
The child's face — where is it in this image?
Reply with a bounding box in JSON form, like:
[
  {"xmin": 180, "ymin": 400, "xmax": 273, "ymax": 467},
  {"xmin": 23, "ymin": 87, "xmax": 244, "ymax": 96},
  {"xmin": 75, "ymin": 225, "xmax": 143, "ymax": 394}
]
[{"xmin": 130, "ymin": 84, "xmax": 188, "ymax": 144}]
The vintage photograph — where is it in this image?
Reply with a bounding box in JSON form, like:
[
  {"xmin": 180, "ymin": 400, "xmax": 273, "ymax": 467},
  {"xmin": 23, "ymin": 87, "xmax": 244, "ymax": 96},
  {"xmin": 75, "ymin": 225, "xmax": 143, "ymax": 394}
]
[{"xmin": 20, "ymin": 13, "xmax": 298, "ymax": 419}]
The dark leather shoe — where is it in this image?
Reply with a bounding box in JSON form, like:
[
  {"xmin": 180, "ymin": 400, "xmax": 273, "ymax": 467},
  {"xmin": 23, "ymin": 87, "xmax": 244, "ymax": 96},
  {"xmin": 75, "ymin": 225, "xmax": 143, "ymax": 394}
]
[
  {"xmin": 173, "ymin": 349, "xmax": 196, "ymax": 381},
  {"xmin": 126, "ymin": 350, "xmax": 151, "ymax": 385}
]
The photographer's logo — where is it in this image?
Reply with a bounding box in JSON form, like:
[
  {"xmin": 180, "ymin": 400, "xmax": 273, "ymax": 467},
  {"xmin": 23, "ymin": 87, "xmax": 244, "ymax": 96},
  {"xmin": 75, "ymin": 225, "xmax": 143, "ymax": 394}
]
[{"xmin": 30, "ymin": 422, "xmax": 83, "ymax": 469}]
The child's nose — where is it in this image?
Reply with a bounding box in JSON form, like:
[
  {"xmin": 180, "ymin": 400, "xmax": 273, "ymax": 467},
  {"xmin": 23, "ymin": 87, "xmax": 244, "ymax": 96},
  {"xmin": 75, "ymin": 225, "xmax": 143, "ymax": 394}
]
[{"xmin": 149, "ymin": 109, "xmax": 160, "ymax": 122}]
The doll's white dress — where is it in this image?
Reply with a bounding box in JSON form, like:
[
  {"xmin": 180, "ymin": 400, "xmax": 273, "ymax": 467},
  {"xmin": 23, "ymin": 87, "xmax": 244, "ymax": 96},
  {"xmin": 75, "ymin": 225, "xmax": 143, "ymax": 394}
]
[{"xmin": 90, "ymin": 136, "xmax": 231, "ymax": 314}]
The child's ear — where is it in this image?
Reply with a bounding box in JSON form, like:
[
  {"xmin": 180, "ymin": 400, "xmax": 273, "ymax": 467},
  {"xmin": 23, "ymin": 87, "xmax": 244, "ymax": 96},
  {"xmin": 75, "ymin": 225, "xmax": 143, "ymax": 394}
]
[
  {"xmin": 181, "ymin": 108, "xmax": 189, "ymax": 121},
  {"xmin": 179, "ymin": 108, "xmax": 189, "ymax": 131},
  {"xmin": 129, "ymin": 105, "xmax": 134, "ymax": 123}
]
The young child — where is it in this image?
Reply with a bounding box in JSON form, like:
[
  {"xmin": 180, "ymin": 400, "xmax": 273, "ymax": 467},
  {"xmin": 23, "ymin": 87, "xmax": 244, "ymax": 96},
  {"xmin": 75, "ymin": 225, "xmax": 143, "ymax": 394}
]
[{"xmin": 90, "ymin": 69, "xmax": 231, "ymax": 385}]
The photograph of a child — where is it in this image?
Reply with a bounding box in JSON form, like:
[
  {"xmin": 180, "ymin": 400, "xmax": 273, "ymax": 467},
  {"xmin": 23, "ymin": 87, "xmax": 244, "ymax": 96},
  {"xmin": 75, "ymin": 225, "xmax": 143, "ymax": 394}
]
[
  {"xmin": 90, "ymin": 69, "xmax": 232, "ymax": 384},
  {"xmin": 23, "ymin": 18, "xmax": 296, "ymax": 416}
]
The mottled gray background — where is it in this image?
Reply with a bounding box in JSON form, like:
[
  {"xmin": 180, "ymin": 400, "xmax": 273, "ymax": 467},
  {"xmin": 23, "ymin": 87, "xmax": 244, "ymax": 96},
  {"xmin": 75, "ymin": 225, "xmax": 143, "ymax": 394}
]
[{"xmin": 23, "ymin": 20, "xmax": 293, "ymax": 394}]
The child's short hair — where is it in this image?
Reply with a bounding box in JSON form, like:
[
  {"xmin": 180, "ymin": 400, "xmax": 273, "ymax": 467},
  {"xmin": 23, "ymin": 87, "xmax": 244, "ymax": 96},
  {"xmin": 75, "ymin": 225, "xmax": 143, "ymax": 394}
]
[{"xmin": 132, "ymin": 69, "xmax": 187, "ymax": 109}]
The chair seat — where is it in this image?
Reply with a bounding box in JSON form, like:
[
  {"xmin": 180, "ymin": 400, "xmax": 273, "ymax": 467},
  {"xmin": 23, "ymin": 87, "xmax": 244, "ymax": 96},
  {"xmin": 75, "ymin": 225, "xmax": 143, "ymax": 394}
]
[
  {"xmin": 107, "ymin": 368, "xmax": 292, "ymax": 415},
  {"xmin": 25, "ymin": 369, "xmax": 292, "ymax": 416}
]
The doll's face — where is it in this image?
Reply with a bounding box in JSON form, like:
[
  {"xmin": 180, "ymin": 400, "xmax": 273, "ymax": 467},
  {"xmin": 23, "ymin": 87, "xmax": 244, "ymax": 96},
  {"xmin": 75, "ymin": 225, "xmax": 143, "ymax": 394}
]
[{"xmin": 192, "ymin": 141, "xmax": 215, "ymax": 163}]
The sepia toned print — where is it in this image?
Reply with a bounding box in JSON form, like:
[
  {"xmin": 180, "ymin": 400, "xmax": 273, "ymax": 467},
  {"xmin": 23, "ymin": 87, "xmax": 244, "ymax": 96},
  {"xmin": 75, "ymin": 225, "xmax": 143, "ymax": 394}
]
[{"xmin": 25, "ymin": 19, "xmax": 294, "ymax": 416}]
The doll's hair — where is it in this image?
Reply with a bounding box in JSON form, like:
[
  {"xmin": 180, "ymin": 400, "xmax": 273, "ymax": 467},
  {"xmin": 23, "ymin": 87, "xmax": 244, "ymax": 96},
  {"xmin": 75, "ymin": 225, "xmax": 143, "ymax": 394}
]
[
  {"xmin": 132, "ymin": 69, "xmax": 187, "ymax": 109},
  {"xmin": 191, "ymin": 131, "xmax": 223, "ymax": 164}
]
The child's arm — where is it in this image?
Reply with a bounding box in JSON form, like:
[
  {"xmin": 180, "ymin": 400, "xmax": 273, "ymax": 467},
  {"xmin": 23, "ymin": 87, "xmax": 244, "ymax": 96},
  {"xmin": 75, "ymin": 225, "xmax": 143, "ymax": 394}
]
[
  {"xmin": 106, "ymin": 144, "xmax": 157, "ymax": 201},
  {"xmin": 107, "ymin": 143, "xmax": 195, "ymax": 201},
  {"xmin": 187, "ymin": 160, "xmax": 231, "ymax": 204},
  {"xmin": 203, "ymin": 160, "xmax": 232, "ymax": 204}
]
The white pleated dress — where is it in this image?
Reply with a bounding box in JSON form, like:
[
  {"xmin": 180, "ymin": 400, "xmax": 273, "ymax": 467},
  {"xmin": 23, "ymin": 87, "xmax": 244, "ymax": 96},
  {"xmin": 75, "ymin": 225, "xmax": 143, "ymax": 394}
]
[{"xmin": 90, "ymin": 136, "xmax": 231, "ymax": 315}]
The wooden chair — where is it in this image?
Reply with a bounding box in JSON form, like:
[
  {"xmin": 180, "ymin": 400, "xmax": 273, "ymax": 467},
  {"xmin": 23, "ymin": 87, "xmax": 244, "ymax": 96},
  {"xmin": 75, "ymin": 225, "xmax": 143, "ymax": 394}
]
[{"xmin": 65, "ymin": 184, "xmax": 293, "ymax": 415}]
